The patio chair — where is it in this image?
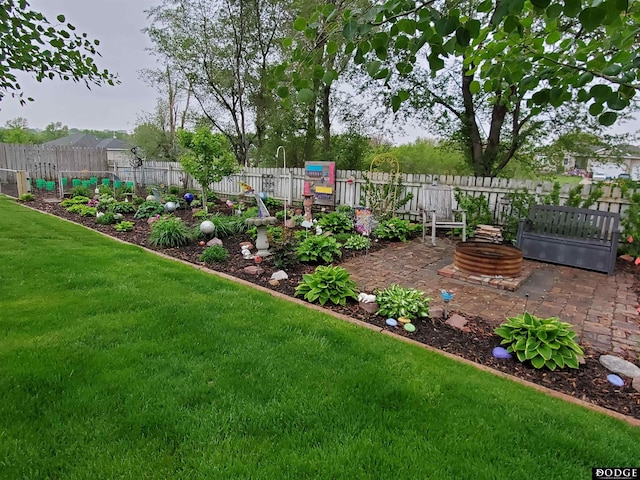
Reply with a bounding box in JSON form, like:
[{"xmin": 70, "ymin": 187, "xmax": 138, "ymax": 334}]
[{"xmin": 419, "ymin": 184, "xmax": 467, "ymax": 245}]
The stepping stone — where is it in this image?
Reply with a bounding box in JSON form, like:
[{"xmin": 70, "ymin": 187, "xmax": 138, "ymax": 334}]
[
  {"xmin": 385, "ymin": 318, "xmax": 397, "ymax": 327},
  {"xmin": 492, "ymin": 347, "xmax": 512, "ymax": 359},
  {"xmin": 398, "ymin": 317, "xmax": 411, "ymax": 324},
  {"xmin": 599, "ymin": 355, "xmax": 640, "ymax": 378},
  {"xmin": 445, "ymin": 314, "xmax": 470, "ymax": 332},
  {"xmin": 404, "ymin": 323, "xmax": 416, "ymax": 332}
]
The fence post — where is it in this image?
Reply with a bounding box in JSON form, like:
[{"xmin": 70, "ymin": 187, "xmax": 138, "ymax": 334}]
[{"xmin": 16, "ymin": 170, "xmax": 29, "ymax": 196}]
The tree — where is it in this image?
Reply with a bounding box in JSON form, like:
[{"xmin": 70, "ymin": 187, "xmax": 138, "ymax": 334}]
[
  {"xmin": 0, "ymin": 117, "xmax": 38, "ymax": 143},
  {"xmin": 177, "ymin": 127, "xmax": 240, "ymax": 213},
  {"xmin": 40, "ymin": 122, "xmax": 69, "ymax": 142},
  {"xmin": 146, "ymin": 0, "xmax": 288, "ymax": 165},
  {"xmin": 284, "ymin": 0, "xmax": 640, "ymax": 176},
  {"xmin": 0, "ymin": 0, "xmax": 117, "ymax": 104}
]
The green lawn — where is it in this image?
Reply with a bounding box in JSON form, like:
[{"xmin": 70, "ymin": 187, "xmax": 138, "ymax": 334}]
[{"xmin": 0, "ymin": 195, "xmax": 638, "ymax": 479}]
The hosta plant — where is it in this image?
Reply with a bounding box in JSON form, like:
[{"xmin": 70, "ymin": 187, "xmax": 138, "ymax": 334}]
[
  {"xmin": 373, "ymin": 217, "xmax": 413, "ymax": 242},
  {"xmin": 317, "ymin": 212, "xmax": 353, "ymax": 234},
  {"xmin": 375, "ymin": 284, "xmax": 431, "ymax": 320},
  {"xmin": 149, "ymin": 215, "xmax": 191, "ymax": 247},
  {"xmin": 114, "ymin": 221, "xmax": 135, "ymax": 232},
  {"xmin": 295, "ymin": 265, "xmax": 358, "ymax": 306},
  {"xmin": 343, "ymin": 234, "xmax": 371, "ymax": 251},
  {"xmin": 61, "ymin": 195, "xmax": 90, "ymax": 207},
  {"xmin": 494, "ymin": 313, "xmax": 583, "ymax": 370},
  {"xmin": 296, "ymin": 235, "xmax": 342, "ymax": 264},
  {"xmin": 18, "ymin": 193, "xmax": 35, "ymax": 202},
  {"xmin": 95, "ymin": 212, "xmax": 116, "ymax": 225},
  {"xmin": 109, "ymin": 201, "xmax": 136, "ymax": 215},
  {"xmin": 134, "ymin": 201, "xmax": 165, "ymax": 219}
]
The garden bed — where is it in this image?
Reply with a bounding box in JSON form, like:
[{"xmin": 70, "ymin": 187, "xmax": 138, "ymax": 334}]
[{"xmin": 24, "ymin": 196, "xmax": 640, "ymax": 421}]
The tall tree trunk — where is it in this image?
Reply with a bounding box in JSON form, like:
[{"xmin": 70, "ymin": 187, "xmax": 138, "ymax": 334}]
[
  {"xmin": 321, "ymin": 83, "xmax": 331, "ymax": 159},
  {"xmin": 461, "ymin": 67, "xmax": 486, "ymax": 176}
]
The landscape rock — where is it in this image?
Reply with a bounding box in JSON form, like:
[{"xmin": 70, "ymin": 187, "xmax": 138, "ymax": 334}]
[
  {"xmin": 619, "ymin": 254, "xmax": 635, "ymax": 262},
  {"xmin": 268, "ymin": 279, "xmax": 280, "ymax": 287},
  {"xmin": 429, "ymin": 307, "xmax": 444, "ymax": 320},
  {"xmin": 239, "ymin": 241, "xmax": 254, "ymax": 250},
  {"xmin": 445, "ymin": 314, "xmax": 470, "ymax": 332},
  {"xmin": 207, "ymin": 237, "xmax": 223, "ymax": 247},
  {"xmin": 270, "ymin": 270, "xmax": 289, "ymax": 281},
  {"xmin": 633, "ymin": 376, "xmax": 640, "ymax": 393},
  {"xmin": 359, "ymin": 301, "xmax": 378, "ymax": 314},
  {"xmin": 243, "ymin": 266, "xmax": 264, "ymax": 275},
  {"xmin": 599, "ymin": 354, "xmax": 640, "ymax": 378}
]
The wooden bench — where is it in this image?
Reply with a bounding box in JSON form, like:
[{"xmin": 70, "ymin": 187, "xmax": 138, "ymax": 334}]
[{"xmin": 516, "ymin": 205, "xmax": 620, "ymax": 274}]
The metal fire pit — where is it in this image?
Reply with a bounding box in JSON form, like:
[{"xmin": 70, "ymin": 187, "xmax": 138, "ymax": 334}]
[{"xmin": 454, "ymin": 242, "xmax": 523, "ymax": 277}]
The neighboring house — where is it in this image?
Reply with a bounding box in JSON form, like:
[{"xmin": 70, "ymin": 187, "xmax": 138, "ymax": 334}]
[
  {"xmin": 566, "ymin": 144, "xmax": 640, "ymax": 180},
  {"xmin": 43, "ymin": 134, "xmax": 132, "ymax": 164}
]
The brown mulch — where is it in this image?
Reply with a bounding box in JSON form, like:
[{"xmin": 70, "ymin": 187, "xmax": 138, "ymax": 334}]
[{"xmin": 23, "ymin": 197, "xmax": 640, "ymax": 421}]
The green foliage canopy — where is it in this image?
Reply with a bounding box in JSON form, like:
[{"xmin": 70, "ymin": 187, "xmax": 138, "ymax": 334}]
[{"xmin": 0, "ymin": 0, "xmax": 117, "ymax": 104}]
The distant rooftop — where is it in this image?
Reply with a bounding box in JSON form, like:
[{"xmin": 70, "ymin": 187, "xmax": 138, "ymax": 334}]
[{"xmin": 44, "ymin": 133, "xmax": 130, "ymax": 150}]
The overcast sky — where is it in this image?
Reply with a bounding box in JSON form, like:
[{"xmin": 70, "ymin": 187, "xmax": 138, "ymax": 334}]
[
  {"xmin": 0, "ymin": 0, "xmax": 159, "ymax": 133},
  {"xmin": 0, "ymin": 0, "xmax": 638, "ymax": 142}
]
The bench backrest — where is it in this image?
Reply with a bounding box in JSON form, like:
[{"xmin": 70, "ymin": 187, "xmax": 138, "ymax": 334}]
[
  {"xmin": 527, "ymin": 205, "xmax": 619, "ymax": 242},
  {"xmin": 421, "ymin": 185, "xmax": 456, "ymax": 220}
]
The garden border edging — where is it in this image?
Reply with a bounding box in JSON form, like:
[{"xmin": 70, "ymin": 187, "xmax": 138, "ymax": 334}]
[{"xmin": 18, "ymin": 200, "xmax": 640, "ymax": 428}]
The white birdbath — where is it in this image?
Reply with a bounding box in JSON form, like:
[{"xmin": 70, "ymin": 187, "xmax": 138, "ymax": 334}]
[{"xmin": 245, "ymin": 216, "xmax": 278, "ymax": 257}]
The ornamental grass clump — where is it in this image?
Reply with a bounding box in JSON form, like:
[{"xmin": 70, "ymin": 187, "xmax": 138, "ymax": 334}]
[
  {"xmin": 295, "ymin": 265, "xmax": 358, "ymax": 306},
  {"xmin": 375, "ymin": 284, "xmax": 431, "ymax": 319},
  {"xmin": 148, "ymin": 215, "xmax": 191, "ymax": 247},
  {"xmin": 200, "ymin": 245, "xmax": 229, "ymax": 264},
  {"xmin": 494, "ymin": 312, "xmax": 584, "ymax": 370}
]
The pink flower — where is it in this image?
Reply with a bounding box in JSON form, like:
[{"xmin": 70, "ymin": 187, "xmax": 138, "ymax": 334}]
[{"xmin": 628, "ymin": 235, "xmax": 633, "ymax": 243}]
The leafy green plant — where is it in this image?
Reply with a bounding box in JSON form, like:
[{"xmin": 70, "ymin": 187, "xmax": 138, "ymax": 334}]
[
  {"xmin": 195, "ymin": 213, "xmax": 246, "ymax": 239},
  {"xmin": 454, "ymin": 189, "xmax": 494, "ymax": 232},
  {"xmin": 360, "ymin": 168, "xmax": 413, "ymax": 220},
  {"xmin": 271, "ymin": 239, "xmax": 300, "ymax": 270},
  {"xmin": 193, "ymin": 210, "xmax": 209, "ymax": 220},
  {"xmin": 494, "ymin": 313, "xmax": 584, "ymax": 370},
  {"xmin": 66, "ymin": 204, "xmax": 96, "ymax": 216},
  {"xmin": 375, "ymin": 284, "xmax": 431, "ymax": 320},
  {"xmin": 61, "ymin": 195, "xmax": 90, "ymax": 207},
  {"xmin": 296, "ymin": 235, "xmax": 343, "ymax": 264},
  {"xmin": 95, "ymin": 212, "xmax": 116, "ymax": 225},
  {"xmin": 200, "ymin": 245, "xmax": 229, "ymax": 263},
  {"xmin": 317, "ymin": 212, "xmax": 353, "ymax": 234},
  {"xmin": 619, "ymin": 191, "xmax": 640, "ymax": 257},
  {"xmin": 343, "ymin": 234, "xmax": 371, "ymax": 251},
  {"xmin": 373, "ymin": 217, "xmax": 413, "ymax": 242},
  {"xmin": 18, "ymin": 193, "xmax": 35, "ymax": 201},
  {"xmin": 109, "ymin": 201, "xmax": 136, "ymax": 215},
  {"xmin": 71, "ymin": 185, "xmax": 91, "ymax": 197},
  {"xmin": 114, "ymin": 221, "xmax": 135, "ymax": 232},
  {"xmin": 97, "ymin": 194, "xmax": 117, "ymax": 211},
  {"xmin": 134, "ymin": 201, "xmax": 165, "ymax": 219},
  {"xmin": 148, "ymin": 215, "xmax": 191, "ymax": 247},
  {"xmin": 294, "ymin": 265, "xmax": 358, "ymax": 306}
]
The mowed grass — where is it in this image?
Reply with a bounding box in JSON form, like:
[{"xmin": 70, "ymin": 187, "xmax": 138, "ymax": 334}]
[{"xmin": 0, "ymin": 196, "xmax": 638, "ymax": 479}]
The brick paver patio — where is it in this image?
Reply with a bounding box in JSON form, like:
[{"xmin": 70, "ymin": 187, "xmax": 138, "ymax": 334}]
[{"xmin": 342, "ymin": 237, "xmax": 640, "ymax": 358}]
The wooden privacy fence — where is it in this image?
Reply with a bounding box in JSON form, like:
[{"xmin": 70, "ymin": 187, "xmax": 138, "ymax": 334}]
[{"xmin": 0, "ymin": 143, "xmax": 108, "ymax": 181}]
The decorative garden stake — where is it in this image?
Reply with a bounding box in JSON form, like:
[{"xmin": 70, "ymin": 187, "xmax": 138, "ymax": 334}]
[
  {"xmin": 441, "ymin": 290, "xmax": 453, "ymax": 319},
  {"xmin": 184, "ymin": 192, "xmax": 194, "ymax": 205}
]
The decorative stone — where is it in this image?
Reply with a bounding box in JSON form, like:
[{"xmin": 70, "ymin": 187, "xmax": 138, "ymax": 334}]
[
  {"xmin": 398, "ymin": 317, "xmax": 411, "ymax": 324},
  {"xmin": 270, "ymin": 270, "xmax": 289, "ymax": 281},
  {"xmin": 429, "ymin": 307, "xmax": 444, "ymax": 320},
  {"xmin": 164, "ymin": 201, "xmax": 177, "ymax": 212},
  {"xmin": 599, "ymin": 355, "xmax": 640, "ymax": 378},
  {"xmin": 404, "ymin": 323, "xmax": 416, "ymax": 332},
  {"xmin": 146, "ymin": 195, "xmax": 156, "ymax": 202},
  {"xmin": 359, "ymin": 301, "xmax": 378, "ymax": 314},
  {"xmin": 619, "ymin": 254, "xmax": 635, "ymax": 262},
  {"xmin": 244, "ymin": 266, "xmax": 264, "ymax": 275},
  {"xmin": 284, "ymin": 219, "xmax": 296, "ymax": 228},
  {"xmin": 633, "ymin": 376, "xmax": 640, "ymax": 393},
  {"xmin": 492, "ymin": 347, "xmax": 512, "ymax": 359},
  {"xmin": 385, "ymin": 318, "xmax": 398, "ymax": 327},
  {"xmin": 200, "ymin": 220, "xmax": 215, "ymax": 234},
  {"xmin": 206, "ymin": 238, "xmax": 223, "ymax": 247},
  {"xmin": 239, "ymin": 242, "xmax": 254, "ymax": 250},
  {"xmin": 445, "ymin": 314, "xmax": 470, "ymax": 332},
  {"xmin": 269, "ymin": 279, "xmax": 280, "ymax": 286},
  {"xmin": 607, "ymin": 374, "xmax": 625, "ymax": 387}
]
